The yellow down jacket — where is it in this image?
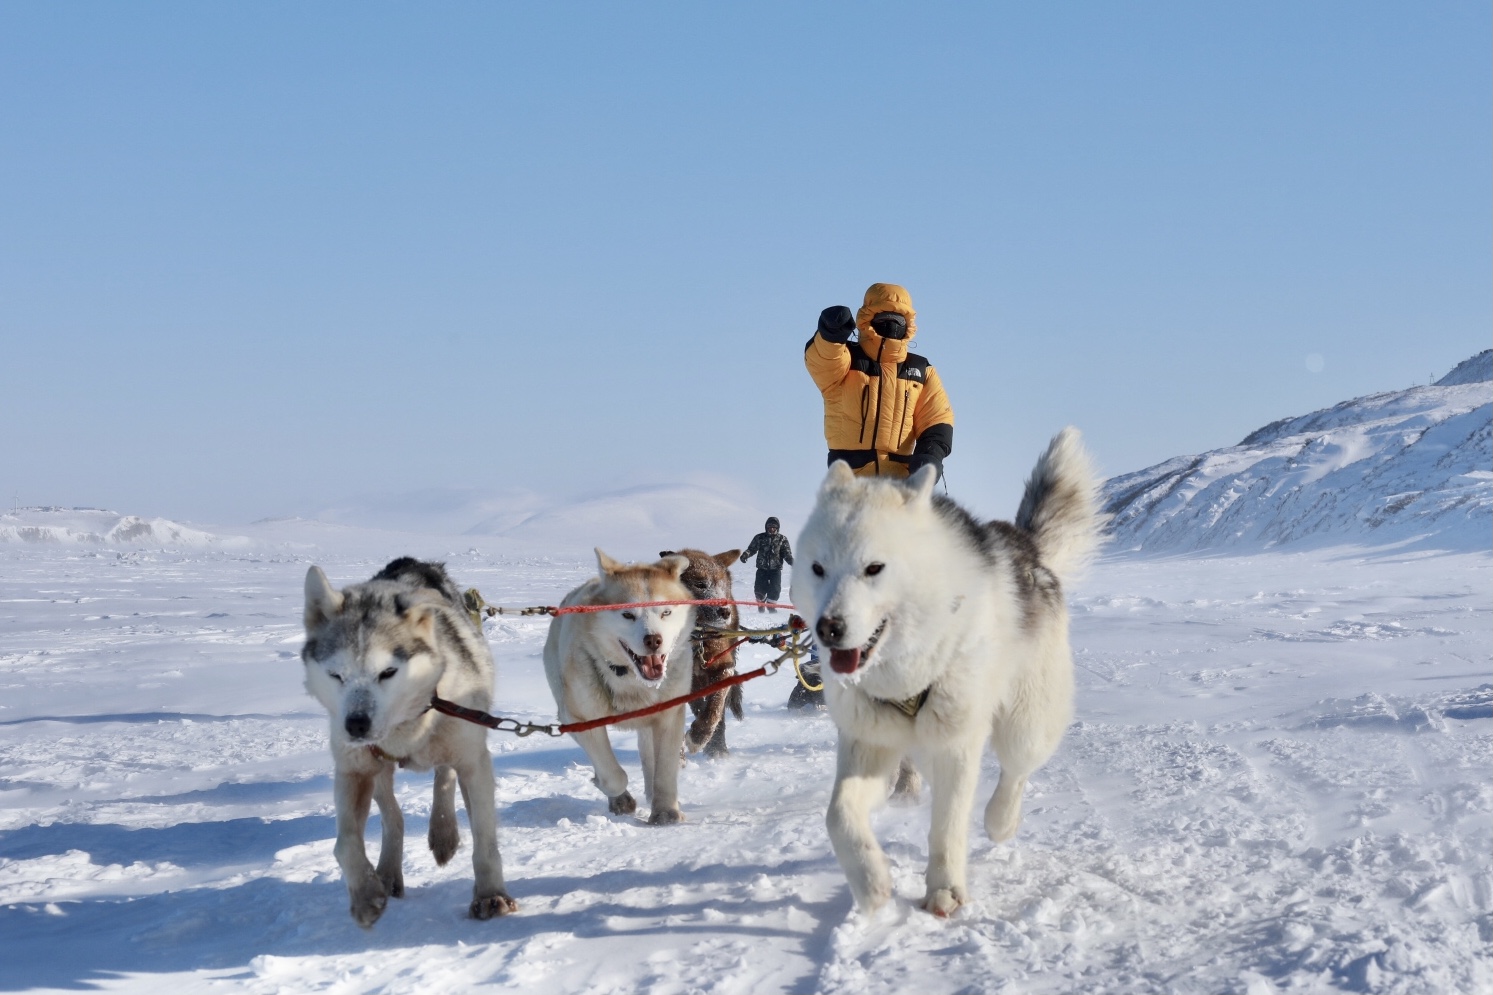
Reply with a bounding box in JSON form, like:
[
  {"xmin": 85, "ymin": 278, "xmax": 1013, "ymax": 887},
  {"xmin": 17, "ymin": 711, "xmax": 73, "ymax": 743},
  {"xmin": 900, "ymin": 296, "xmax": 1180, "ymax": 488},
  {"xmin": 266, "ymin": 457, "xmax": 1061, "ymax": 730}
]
[{"xmin": 804, "ymin": 283, "xmax": 954, "ymax": 478}]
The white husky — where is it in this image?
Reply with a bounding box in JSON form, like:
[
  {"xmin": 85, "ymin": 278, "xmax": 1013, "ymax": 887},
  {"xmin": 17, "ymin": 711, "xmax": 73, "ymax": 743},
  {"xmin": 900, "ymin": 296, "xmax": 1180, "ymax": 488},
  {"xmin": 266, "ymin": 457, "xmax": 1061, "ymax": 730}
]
[
  {"xmin": 301, "ymin": 557, "xmax": 516, "ymax": 926},
  {"xmin": 792, "ymin": 428, "xmax": 1104, "ymax": 916},
  {"xmin": 544, "ymin": 550, "xmax": 697, "ymax": 823}
]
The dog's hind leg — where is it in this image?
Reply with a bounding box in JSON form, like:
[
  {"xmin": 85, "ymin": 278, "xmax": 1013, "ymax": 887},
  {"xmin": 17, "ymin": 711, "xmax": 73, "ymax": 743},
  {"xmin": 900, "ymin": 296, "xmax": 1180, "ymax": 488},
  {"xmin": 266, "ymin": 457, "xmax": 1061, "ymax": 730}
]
[
  {"xmin": 428, "ymin": 764, "xmax": 460, "ymax": 866},
  {"xmin": 371, "ymin": 762, "xmax": 405, "ymax": 900},
  {"xmin": 826, "ymin": 736, "xmax": 901, "ymax": 912},
  {"xmin": 333, "ymin": 762, "xmax": 390, "ymax": 927},
  {"xmin": 922, "ymin": 744, "xmax": 983, "ymax": 916},
  {"xmin": 983, "ymin": 770, "xmax": 1029, "ymax": 843},
  {"xmin": 454, "ymin": 743, "xmax": 518, "ymax": 919}
]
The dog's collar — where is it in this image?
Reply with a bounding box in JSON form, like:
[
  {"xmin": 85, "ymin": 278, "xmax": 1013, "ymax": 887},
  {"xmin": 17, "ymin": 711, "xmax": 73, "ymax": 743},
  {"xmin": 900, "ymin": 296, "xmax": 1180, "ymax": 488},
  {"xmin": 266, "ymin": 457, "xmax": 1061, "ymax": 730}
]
[
  {"xmin": 874, "ymin": 686, "xmax": 931, "ymax": 718},
  {"xmin": 367, "ymin": 743, "xmax": 410, "ymax": 766}
]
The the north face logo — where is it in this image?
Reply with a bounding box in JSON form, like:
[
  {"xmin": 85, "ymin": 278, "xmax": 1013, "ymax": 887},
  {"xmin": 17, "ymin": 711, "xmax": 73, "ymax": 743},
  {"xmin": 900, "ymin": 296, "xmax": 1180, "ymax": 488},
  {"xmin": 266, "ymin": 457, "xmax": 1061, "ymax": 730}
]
[{"xmin": 905, "ymin": 369, "xmax": 923, "ymax": 379}]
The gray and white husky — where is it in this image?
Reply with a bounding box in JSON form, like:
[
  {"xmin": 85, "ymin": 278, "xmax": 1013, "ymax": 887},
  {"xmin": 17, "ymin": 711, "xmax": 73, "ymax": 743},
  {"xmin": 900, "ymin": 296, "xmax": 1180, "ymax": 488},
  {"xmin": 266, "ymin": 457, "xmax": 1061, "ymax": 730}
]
[
  {"xmin": 792, "ymin": 428, "xmax": 1104, "ymax": 917},
  {"xmin": 301, "ymin": 557, "xmax": 516, "ymax": 926},
  {"xmin": 544, "ymin": 550, "xmax": 696, "ymax": 824}
]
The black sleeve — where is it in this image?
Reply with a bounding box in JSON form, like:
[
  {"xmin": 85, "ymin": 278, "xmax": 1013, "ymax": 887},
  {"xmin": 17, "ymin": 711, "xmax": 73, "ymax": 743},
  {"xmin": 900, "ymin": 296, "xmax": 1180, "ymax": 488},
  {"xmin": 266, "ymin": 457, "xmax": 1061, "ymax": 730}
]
[
  {"xmin": 912, "ymin": 422, "xmax": 952, "ymax": 461},
  {"xmin": 908, "ymin": 423, "xmax": 953, "ymax": 480},
  {"xmin": 782, "ymin": 537, "xmax": 793, "ymax": 565}
]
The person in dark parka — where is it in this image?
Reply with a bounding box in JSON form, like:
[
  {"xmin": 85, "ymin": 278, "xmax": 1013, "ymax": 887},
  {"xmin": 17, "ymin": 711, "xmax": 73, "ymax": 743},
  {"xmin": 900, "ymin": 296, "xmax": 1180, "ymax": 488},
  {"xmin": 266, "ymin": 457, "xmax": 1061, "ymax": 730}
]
[{"xmin": 740, "ymin": 517, "xmax": 792, "ymax": 613}]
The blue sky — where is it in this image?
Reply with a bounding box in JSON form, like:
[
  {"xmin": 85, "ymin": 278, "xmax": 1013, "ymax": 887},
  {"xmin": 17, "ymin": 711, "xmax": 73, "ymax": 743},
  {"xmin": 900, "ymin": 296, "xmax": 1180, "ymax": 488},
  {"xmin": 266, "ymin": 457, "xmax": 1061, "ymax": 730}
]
[{"xmin": 2, "ymin": 2, "xmax": 1488, "ymax": 525}]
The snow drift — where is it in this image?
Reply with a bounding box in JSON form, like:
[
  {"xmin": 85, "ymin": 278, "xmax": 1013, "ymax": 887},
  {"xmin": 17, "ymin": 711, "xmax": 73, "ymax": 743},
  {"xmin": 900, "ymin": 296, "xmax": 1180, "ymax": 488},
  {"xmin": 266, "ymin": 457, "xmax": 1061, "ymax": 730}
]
[
  {"xmin": 0, "ymin": 507, "xmax": 223, "ymax": 547},
  {"xmin": 1103, "ymin": 350, "xmax": 1492, "ymax": 553}
]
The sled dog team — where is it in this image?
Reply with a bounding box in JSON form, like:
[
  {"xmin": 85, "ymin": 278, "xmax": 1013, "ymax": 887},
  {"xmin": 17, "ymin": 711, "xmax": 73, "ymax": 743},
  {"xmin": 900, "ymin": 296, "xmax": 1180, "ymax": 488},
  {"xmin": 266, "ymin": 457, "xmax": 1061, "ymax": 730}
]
[{"xmin": 301, "ymin": 429, "xmax": 1104, "ymax": 926}]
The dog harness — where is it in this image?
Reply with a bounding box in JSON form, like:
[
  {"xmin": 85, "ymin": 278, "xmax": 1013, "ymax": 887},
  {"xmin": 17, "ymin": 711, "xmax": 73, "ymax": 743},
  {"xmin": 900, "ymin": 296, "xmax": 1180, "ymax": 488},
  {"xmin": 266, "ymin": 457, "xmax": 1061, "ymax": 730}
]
[{"xmin": 875, "ymin": 686, "xmax": 932, "ymax": 718}]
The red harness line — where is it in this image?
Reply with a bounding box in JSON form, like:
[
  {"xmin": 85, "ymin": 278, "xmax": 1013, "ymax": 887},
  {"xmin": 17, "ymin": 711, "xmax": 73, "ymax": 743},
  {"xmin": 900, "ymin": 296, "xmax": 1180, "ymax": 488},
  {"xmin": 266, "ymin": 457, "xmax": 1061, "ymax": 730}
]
[
  {"xmin": 543, "ymin": 597, "xmax": 795, "ymax": 616},
  {"xmin": 432, "ymin": 606, "xmax": 810, "ymax": 737}
]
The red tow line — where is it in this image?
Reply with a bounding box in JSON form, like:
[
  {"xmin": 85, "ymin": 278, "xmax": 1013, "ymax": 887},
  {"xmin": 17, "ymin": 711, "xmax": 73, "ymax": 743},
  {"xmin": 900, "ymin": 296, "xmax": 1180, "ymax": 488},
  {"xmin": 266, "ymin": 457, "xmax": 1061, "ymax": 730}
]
[{"xmin": 431, "ymin": 610, "xmax": 809, "ymax": 738}]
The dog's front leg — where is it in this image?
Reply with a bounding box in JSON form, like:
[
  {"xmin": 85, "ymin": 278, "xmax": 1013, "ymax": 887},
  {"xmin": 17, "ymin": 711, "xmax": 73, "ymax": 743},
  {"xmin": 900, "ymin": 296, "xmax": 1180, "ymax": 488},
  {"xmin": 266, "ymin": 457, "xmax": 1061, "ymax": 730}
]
[
  {"xmin": 428, "ymin": 764, "xmax": 460, "ymax": 866},
  {"xmin": 333, "ymin": 762, "xmax": 388, "ymax": 927},
  {"xmin": 454, "ymin": 745, "xmax": 517, "ymax": 919},
  {"xmin": 645, "ymin": 706, "xmax": 686, "ymax": 824},
  {"xmin": 826, "ymin": 736, "xmax": 901, "ymax": 912},
  {"xmin": 371, "ymin": 762, "xmax": 405, "ymax": 900},
  {"xmin": 921, "ymin": 743, "xmax": 983, "ymax": 917},
  {"xmin": 570, "ymin": 728, "xmax": 635, "ymax": 815}
]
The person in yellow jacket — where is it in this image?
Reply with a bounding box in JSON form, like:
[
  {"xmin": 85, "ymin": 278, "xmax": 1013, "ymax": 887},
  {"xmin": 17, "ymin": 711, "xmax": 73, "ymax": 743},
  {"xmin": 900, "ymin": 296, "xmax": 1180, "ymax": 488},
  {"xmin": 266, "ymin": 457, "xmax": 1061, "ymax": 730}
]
[{"xmin": 804, "ymin": 283, "xmax": 954, "ymax": 479}]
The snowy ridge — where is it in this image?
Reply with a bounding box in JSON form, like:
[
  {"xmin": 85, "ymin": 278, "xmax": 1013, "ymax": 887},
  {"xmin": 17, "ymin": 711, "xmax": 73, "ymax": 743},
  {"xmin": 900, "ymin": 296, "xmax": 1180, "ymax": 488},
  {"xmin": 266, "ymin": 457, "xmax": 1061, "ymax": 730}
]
[
  {"xmin": 1103, "ymin": 352, "xmax": 1492, "ymax": 553},
  {"xmin": 478, "ymin": 483, "xmax": 770, "ymax": 557},
  {"xmin": 0, "ymin": 507, "xmax": 227, "ymax": 547}
]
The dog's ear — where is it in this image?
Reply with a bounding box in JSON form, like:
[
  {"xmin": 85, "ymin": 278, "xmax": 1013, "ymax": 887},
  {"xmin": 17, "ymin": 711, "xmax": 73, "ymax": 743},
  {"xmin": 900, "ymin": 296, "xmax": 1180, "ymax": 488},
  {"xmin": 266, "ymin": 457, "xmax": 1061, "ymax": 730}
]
[
  {"xmin": 659, "ymin": 550, "xmax": 676, "ymax": 559},
  {"xmin": 303, "ymin": 566, "xmax": 343, "ymax": 630},
  {"xmin": 596, "ymin": 548, "xmax": 625, "ymax": 575},
  {"xmin": 823, "ymin": 460, "xmax": 856, "ymax": 490},
  {"xmin": 905, "ymin": 464, "xmax": 938, "ymax": 506},
  {"xmin": 713, "ymin": 549, "xmax": 741, "ymax": 569},
  {"xmin": 395, "ymin": 596, "xmax": 438, "ymax": 641},
  {"xmin": 658, "ymin": 553, "xmax": 689, "ymax": 580}
]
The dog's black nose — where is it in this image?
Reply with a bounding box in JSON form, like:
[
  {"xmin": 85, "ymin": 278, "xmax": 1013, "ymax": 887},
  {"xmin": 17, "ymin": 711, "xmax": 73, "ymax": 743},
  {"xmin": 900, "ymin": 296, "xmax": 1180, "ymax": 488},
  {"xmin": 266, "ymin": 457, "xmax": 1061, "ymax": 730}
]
[
  {"xmin": 345, "ymin": 713, "xmax": 372, "ymax": 740},
  {"xmin": 643, "ymin": 632, "xmax": 663, "ymax": 652},
  {"xmin": 816, "ymin": 615, "xmax": 846, "ymax": 645}
]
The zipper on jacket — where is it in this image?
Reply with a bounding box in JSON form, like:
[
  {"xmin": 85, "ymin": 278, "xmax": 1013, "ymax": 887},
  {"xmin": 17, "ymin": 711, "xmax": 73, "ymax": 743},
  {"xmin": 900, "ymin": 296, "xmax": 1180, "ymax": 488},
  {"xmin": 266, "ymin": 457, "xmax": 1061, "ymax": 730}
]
[
  {"xmin": 897, "ymin": 388, "xmax": 910, "ymax": 451},
  {"xmin": 859, "ymin": 385, "xmax": 870, "ymax": 443},
  {"xmin": 869, "ymin": 340, "xmax": 887, "ymax": 475}
]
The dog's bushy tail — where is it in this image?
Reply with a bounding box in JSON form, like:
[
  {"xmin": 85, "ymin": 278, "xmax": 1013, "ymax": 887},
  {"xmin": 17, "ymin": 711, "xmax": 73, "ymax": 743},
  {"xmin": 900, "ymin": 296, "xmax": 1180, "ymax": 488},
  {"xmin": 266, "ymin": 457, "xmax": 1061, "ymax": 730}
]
[{"xmin": 1015, "ymin": 427, "xmax": 1107, "ymax": 581}]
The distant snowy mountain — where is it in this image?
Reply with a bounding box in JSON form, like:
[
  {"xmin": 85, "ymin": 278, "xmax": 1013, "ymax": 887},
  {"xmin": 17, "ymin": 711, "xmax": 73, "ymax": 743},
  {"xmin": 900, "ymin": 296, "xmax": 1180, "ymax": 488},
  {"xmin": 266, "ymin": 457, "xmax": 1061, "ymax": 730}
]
[
  {"xmin": 1104, "ymin": 350, "xmax": 1492, "ymax": 553},
  {"xmin": 0, "ymin": 507, "xmax": 225, "ymax": 547}
]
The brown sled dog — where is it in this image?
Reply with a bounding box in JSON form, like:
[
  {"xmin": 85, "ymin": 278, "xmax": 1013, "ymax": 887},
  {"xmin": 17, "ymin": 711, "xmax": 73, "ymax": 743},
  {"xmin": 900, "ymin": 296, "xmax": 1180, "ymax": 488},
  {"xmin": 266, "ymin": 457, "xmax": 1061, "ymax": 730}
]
[{"xmin": 661, "ymin": 548, "xmax": 743, "ymax": 758}]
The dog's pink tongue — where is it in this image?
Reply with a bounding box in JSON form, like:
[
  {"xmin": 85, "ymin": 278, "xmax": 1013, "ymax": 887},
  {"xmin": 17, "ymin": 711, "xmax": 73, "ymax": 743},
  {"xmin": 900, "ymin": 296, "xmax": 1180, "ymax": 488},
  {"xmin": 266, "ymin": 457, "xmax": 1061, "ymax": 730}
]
[
  {"xmin": 829, "ymin": 647, "xmax": 862, "ymax": 673},
  {"xmin": 639, "ymin": 655, "xmax": 666, "ymax": 681}
]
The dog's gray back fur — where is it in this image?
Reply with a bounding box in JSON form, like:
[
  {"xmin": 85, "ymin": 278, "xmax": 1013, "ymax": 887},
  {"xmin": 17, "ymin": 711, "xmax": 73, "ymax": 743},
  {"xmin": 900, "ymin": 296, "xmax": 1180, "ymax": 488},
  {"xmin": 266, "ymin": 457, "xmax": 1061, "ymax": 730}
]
[{"xmin": 928, "ymin": 427, "xmax": 1105, "ymax": 630}]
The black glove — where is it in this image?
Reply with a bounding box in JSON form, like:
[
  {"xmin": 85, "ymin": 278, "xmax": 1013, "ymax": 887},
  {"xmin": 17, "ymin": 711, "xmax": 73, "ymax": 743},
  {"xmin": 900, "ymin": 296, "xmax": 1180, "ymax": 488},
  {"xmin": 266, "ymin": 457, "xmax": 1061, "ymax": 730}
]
[
  {"xmin": 906, "ymin": 452, "xmax": 944, "ymax": 481},
  {"xmin": 817, "ymin": 305, "xmax": 855, "ymax": 344}
]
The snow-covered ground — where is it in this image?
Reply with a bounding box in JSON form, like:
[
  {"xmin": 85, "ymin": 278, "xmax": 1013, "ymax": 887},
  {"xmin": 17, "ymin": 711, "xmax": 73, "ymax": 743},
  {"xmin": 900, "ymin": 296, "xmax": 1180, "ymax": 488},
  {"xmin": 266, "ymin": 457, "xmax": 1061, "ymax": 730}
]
[{"xmin": 1, "ymin": 529, "xmax": 1488, "ymax": 994}]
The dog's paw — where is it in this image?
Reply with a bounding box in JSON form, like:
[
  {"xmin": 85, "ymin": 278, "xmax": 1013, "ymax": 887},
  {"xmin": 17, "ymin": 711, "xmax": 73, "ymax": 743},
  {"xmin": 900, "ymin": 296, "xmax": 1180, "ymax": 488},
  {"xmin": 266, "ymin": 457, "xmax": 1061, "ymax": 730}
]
[
  {"xmin": 378, "ymin": 866, "xmax": 405, "ymax": 899},
  {"xmin": 921, "ymin": 886, "xmax": 966, "ymax": 918},
  {"xmin": 684, "ymin": 725, "xmax": 712, "ymax": 754},
  {"xmin": 608, "ymin": 791, "xmax": 637, "ymax": 816},
  {"xmin": 429, "ymin": 817, "xmax": 460, "ymax": 867},
  {"xmin": 470, "ymin": 891, "xmax": 519, "ymax": 920},
  {"xmin": 348, "ymin": 877, "xmax": 389, "ymax": 928},
  {"xmin": 704, "ymin": 743, "xmax": 730, "ymax": 760},
  {"xmin": 985, "ymin": 812, "xmax": 1021, "ymax": 843},
  {"xmin": 647, "ymin": 805, "xmax": 683, "ymax": 825}
]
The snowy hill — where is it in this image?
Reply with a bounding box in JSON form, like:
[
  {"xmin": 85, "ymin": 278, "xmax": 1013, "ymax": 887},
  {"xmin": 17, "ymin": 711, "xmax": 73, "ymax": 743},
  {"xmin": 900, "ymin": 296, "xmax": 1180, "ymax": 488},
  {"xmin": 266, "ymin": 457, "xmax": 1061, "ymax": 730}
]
[
  {"xmin": 478, "ymin": 483, "xmax": 770, "ymax": 557},
  {"xmin": 1103, "ymin": 351, "xmax": 1492, "ymax": 553},
  {"xmin": 0, "ymin": 507, "xmax": 227, "ymax": 547}
]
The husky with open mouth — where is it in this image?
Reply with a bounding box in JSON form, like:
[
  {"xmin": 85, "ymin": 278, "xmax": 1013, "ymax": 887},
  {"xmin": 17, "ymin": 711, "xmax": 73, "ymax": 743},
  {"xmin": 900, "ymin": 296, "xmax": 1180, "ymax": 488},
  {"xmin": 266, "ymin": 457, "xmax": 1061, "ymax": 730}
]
[
  {"xmin": 792, "ymin": 428, "xmax": 1104, "ymax": 917},
  {"xmin": 543, "ymin": 550, "xmax": 697, "ymax": 823}
]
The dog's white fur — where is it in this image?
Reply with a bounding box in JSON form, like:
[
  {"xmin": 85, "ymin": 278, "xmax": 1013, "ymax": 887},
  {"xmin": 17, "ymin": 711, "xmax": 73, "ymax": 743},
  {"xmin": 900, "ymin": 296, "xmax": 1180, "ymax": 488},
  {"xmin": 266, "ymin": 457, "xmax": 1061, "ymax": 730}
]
[
  {"xmin": 792, "ymin": 428, "xmax": 1104, "ymax": 916},
  {"xmin": 544, "ymin": 550, "xmax": 697, "ymax": 823},
  {"xmin": 301, "ymin": 560, "xmax": 515, "ymax": 925}
]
